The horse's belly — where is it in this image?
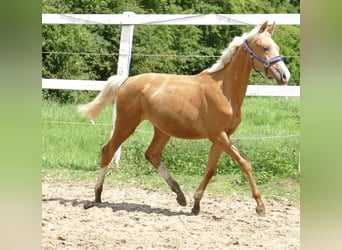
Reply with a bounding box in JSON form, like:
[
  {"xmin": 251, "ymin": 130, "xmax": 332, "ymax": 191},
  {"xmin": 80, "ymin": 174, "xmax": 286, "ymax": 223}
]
[
  {"xmin": 146, "ymin": 108, "xmax": 207, "ymax": 139},
  {"xmin": 160, "ymin": 125, "xmax": 206, "ymax": 140}
]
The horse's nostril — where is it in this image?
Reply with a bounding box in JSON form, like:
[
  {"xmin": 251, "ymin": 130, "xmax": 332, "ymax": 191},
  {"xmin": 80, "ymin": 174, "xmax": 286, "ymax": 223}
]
[{"xmin": 282, "ymin": 73, "xmax": 287, "ymax": 80}]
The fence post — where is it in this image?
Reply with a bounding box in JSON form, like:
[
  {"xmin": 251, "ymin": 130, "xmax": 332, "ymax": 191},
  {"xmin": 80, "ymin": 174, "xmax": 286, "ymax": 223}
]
[
  {"xmin": 111, "ymin": 11, "xmax": 135, "ymax": 165},
  {"xmin": 116, "ymin": 12, "xmax": 135, "ymax": 76}
]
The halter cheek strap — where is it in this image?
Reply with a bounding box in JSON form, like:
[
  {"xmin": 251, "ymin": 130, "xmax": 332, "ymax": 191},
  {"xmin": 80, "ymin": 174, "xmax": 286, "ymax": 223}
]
[{"xmin": 243, "ymin": 40, "xmax": 283, "ymax": 79}]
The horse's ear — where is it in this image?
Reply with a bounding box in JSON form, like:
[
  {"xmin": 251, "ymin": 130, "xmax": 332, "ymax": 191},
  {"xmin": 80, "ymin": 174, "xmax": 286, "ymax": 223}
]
[
  {"xmin": 258, "ymin": 21, "xmax": 268, "ymax": 33},
  {"xmin": 267, "ymin": 22, "xmax": 276, "ymax": 35}
]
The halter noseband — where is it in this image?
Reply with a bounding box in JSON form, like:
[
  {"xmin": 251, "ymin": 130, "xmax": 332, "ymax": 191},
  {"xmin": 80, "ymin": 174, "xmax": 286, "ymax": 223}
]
[{"xmin": 243, "ymin": 40, "xmax": 283, "ymax": 80}]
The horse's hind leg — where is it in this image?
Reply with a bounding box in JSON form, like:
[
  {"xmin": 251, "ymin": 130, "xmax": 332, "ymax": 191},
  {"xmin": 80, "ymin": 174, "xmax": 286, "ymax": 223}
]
[
  {"xmin": 84, "ymin": 119, "xmax": 140, "ymax": 209},
  {"xmin": 145, "ymin": 126, "xmax": 186, "ymax": 206},
  {"xmin": 192, "ymin": 143, "xmax": 222, "ymax": 215}
]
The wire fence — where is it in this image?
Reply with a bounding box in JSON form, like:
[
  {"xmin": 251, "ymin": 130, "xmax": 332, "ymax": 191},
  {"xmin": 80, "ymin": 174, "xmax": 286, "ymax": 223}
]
[
  {"xmin": 42, "ymin": 51, "xmax": 300, "ymax": 83},
  {"xmin": 42, "ymin": 117, "xmax": 300, "ymax": 177},
  {"xmin": 42, "ymin": 51, "xmax": 299, "ymax": 59},
  {"xmin": 42, "ymin": 119, "xmax": 300, "ymax": 141}
]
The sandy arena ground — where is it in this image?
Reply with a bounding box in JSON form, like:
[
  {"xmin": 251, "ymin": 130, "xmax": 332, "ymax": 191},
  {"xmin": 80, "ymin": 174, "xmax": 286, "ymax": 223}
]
[{"xmin": 42, "ymin": 178, "xmax": 299, "ymax": 249}]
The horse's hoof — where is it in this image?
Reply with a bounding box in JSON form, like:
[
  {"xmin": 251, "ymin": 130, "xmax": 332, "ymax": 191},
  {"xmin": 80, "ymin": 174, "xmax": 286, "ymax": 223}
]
[
  {"xmin": 255, "ymin": 207, "xmax": 266, "ymax": 216},
  {"xmin": 191, "ymin": 207, "xmax": 200, "ymax": 215},
  {"xmin": 191, "ymin": 204, "xmax": 200, "ymax": 215},
  {"xmin": 83, "ymin": 201, "xmax": 95, "ymax": 209},
  {"xmin": 176, "ymin": 193, "xmax": 187, "ymax": 206}
]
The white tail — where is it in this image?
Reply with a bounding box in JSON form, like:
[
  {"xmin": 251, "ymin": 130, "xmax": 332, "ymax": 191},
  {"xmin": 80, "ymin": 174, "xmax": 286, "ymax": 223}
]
[{"xmin": 77, "ymin": 75, "xmax": 127, "ymax": 120}]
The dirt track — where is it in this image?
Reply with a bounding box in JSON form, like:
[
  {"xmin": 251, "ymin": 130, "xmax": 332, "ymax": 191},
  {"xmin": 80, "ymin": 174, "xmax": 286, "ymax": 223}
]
[{"xmin": 42, "ymin": 178, "xmax": 299, "ymax": 249}]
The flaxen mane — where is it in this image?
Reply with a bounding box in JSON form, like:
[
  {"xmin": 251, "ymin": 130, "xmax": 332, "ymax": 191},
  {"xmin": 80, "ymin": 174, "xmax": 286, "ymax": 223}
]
[{"xmin": 204, "ymin": 25, "xmax": 269, "ymax": 73}]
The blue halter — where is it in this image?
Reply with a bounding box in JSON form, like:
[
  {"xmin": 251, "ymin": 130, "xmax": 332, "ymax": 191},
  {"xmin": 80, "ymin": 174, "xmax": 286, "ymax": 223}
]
[{"xmin": 243, "ymin": 40, "xmax": 283, "ymax": 80}]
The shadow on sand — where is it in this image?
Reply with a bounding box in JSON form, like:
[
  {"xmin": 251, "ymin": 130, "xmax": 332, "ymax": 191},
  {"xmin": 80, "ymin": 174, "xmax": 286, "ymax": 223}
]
[{"xmin": 43, "ymin": 197, "xmax": 193, "ymax": 216}]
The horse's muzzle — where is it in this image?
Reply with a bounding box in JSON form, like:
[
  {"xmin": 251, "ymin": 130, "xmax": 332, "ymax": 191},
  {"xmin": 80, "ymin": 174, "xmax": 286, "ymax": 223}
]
[{"xmin": 270, "ymin": 63, "xmax": 291, "ymax": 85}]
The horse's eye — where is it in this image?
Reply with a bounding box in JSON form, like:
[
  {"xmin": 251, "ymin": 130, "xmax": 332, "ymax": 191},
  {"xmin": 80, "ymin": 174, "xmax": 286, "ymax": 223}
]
[{"xmin": 263, "ymin": 46, "xmax": 269, "ymax": 52}]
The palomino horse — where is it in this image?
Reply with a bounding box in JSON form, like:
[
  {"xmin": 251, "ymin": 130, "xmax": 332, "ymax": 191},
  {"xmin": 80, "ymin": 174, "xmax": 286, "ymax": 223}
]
[{"xmin": 78, "ymin": 21, "xmax": 290, "ymax": 215}]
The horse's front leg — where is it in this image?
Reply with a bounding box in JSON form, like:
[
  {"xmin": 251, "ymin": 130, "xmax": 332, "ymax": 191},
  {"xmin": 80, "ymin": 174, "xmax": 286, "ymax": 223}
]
[
  {"xmin": 192, "ymin": 143, "xmax": 222, "ymax": 215},
  {"xmin": 216, "ymin": 132, "xmax": 266, "ymax": 216}
]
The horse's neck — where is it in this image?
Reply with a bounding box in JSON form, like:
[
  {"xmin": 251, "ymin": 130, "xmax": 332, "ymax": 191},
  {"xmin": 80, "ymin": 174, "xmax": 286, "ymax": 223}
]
[{"xmin": 212, "ymin": 45, "xmax": 251, "ymax": 109}]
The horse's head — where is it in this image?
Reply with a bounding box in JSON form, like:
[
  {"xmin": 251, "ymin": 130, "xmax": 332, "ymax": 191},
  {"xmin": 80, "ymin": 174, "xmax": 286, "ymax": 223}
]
[{"xmin": 244, "ymin": 21, "xmax": 291, "ymax": 85}]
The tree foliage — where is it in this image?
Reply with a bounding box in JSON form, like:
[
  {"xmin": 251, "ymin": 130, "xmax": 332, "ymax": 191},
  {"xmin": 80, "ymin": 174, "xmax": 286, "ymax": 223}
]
[{"xmin": 42, "ymin": 0, "xmax": 300, "ymax": 103}]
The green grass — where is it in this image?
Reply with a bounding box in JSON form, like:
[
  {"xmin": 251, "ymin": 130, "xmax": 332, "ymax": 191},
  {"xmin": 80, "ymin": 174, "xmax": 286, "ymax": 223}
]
[{"xmin": 42, "ymin": 97, "xmax": 300, "ymax": 202}]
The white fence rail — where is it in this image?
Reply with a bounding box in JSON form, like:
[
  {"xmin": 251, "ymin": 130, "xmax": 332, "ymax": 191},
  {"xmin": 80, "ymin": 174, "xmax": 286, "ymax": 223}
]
[
  {"xmin": 42, "ymin": 13, "xmax": 300, "ymax": 25},
  {"xmin": 42, "ymin": 78, "xmax": 300, "ymax": 97}
]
